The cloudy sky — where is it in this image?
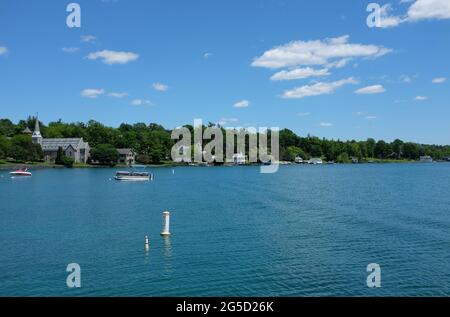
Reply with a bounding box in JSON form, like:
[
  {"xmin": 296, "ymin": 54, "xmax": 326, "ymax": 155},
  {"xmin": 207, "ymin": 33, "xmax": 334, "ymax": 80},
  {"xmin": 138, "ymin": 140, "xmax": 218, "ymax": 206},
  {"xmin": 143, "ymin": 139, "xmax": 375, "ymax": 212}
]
[{"xmin": 1, "ymin": 0, "xmax": 449, "ymax": 144}]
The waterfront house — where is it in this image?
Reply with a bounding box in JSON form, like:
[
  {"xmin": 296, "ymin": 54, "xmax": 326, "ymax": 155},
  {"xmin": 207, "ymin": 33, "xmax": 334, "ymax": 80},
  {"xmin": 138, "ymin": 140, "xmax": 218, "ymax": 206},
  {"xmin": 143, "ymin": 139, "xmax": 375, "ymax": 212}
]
[
  {"xmin": 419, "ymin": 155, "xmax": 433, "ymax": 163},
  {"xmin": 295, "ymin": 156, "xmax": 304, "ymax": 164},
  {"xmin": 351, "ymin": 156, "xmax": 359, "ymax": 164},
  {"xmin": 31, "ymin": 117, "xmax": 90, "ymax": 164},
  {"xmin": 232, "ymin": 153, "xmax": 246, "ymax": 165},
  {"xmin": 308, "ymin": 158, "xmax": 323, "ymax": 165},
  {"xmin": 117, "ymin": 148, "xmax": 136, "ymax": 165}
]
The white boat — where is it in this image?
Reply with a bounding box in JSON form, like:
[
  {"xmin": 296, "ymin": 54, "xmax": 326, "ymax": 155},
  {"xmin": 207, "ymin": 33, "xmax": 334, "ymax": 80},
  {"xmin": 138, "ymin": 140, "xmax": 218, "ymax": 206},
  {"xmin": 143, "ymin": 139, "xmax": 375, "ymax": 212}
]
[
  {"xmin": 10, "ymin": 168, "xmax": 32, "ymax": 177},
  {"xmin": 114, "ymin": 171, "xmax": 152, "ymax": 181},
  {"xmin": 308, "ymin": 158, "xmax": 323, "ymax": 165}
]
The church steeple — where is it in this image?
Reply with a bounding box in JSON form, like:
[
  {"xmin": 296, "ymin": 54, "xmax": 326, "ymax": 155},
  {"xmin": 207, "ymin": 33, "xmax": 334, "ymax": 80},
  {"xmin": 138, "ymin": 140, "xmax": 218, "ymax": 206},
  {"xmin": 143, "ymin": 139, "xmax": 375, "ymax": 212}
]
[{"xmin": 32, "ymin": 114, "xmax": 43, "ymax": 145}]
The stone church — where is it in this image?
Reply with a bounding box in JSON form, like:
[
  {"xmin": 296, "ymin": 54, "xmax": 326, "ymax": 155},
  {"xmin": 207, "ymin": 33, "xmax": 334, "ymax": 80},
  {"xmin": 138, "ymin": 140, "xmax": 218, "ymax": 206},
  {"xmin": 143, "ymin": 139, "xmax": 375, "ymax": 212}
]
[{"xmin": 31, "ymin": 118, "xmax": 91, "ymax": 164}]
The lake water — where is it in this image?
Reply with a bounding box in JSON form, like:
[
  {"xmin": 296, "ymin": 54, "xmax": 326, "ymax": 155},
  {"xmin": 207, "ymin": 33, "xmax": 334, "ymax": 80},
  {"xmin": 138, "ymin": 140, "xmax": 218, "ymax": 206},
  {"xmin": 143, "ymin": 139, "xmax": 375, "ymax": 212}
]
[{"xmin": 1, "ymin": 163, "xmax": 450, "ymax": 296}]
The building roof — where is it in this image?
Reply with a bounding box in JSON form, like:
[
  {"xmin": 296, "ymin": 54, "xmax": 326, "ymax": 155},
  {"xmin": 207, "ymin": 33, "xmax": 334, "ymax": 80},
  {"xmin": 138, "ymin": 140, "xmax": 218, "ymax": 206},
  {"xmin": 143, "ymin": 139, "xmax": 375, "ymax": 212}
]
[
  {"xmin": 32, "ymin": 116, "xmax": 42, "ymax": 138},
  {"xmin": 22, "ymin": 127, "xmax": 32, "ymax": 134},
  {"xmin": 117, "ymin": 148, "xmax": 134, "ymax": 155},
  {"xmin": 41, "ymin": 138, "xmax": 85, "ymax": 151}
]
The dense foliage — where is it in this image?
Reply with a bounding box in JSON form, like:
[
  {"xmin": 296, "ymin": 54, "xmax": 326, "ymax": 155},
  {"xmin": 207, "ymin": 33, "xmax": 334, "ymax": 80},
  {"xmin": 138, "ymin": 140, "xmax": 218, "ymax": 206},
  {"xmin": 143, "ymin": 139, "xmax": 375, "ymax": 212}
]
[
  {"xmin": 90, "ymin": 144, "xmax": 120, "ymax": 166},
  {"xmin": 1, "ymin": 117, "xmax": 450, "ymax": 164},
  {"xmin": 55, "ymin": 147, "xmax": 74, "ymax": 167}
]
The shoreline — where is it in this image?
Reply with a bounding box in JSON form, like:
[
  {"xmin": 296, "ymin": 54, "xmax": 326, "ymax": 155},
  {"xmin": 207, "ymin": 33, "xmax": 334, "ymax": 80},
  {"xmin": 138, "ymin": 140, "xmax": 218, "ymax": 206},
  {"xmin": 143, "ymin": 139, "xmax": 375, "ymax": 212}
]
[{"xmin": 1, "ymin": 160, "xmax": 447, "ymax": 170}]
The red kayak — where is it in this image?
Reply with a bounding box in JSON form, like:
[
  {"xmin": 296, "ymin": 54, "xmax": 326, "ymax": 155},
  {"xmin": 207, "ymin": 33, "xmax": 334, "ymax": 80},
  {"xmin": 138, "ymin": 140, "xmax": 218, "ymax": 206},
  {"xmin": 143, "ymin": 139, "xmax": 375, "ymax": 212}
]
[{"xmin": 10, "ymin": 168, "xmax": 32, "ymax": 177}]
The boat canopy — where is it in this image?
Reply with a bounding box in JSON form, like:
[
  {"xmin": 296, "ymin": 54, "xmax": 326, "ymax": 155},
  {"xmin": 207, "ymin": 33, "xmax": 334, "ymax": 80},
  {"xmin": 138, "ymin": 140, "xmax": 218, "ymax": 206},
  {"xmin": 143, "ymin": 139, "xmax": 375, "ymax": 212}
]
[{"xmin": 116, "ymin": 171, "xmax": 149, "ymax": 176}]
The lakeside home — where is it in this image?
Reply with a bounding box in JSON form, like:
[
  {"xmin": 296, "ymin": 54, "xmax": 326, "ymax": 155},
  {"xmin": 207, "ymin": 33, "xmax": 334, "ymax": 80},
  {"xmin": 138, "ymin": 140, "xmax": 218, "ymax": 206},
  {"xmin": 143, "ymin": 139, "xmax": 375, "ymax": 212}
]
[
  {"xmin": 117, "ymin": 148, "xmax": 136, "ymax": 165},
  {"xmin": 419, "ymin": 155, "xmax": 433, "ymax": 163},
  {"xmin": 230, "ymin": 153, "xmax": 246, "ymax": 165},
  {"xmin": 308, "ymin": 158, "xmax": 323, "ymax": 165}
]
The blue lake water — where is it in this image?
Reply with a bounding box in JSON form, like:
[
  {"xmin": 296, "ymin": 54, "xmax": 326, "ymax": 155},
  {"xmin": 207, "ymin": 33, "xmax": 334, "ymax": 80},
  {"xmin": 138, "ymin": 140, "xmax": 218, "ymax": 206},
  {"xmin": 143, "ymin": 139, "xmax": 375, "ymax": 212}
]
[{"xmin": 1, "ymin": 163, "xmax": 450, "ymax": 296}]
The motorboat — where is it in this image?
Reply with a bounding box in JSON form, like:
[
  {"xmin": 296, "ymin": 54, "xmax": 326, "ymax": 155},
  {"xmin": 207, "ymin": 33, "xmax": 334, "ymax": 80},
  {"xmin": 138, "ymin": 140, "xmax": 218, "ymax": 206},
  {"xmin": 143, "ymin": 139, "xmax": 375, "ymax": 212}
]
[{"xmin": 10, "ymin": 168, "xmax": 32, "ymax": 177}]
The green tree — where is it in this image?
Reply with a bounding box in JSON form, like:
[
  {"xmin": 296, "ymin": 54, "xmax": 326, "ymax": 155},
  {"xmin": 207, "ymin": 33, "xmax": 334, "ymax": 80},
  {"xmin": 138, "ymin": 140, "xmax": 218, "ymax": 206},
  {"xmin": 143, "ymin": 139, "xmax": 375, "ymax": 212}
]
[
  {"xmin": 285, "ymin": 146, "xmax": 307, "ymax": 161},
  {"xmin": 55, "ymin": 147, "xmax": 64, "ymax": 165},
  {"xmin": 337, "ymin": 152, "xmax": 350, "ymax": 163},
  {"xmin": 62, "ymin": 156, "xmax": 75, "ymax": 167},
  {"xmin": 374, "ymin": 140, "xmax": 391, "ymax": 159},
  {"xmin": 403, "ymin": 142, "xmax": 420, "ymax": 160},
  {"xmin": 366, "ymin": 138, "xmax": 376, "ymax": 158},
  {"xmin": 391, "ymin": 139, "xmax": 404, "ymax": 158},
  {"xmin": 90, "ymin": 144, "xmax": 119, "ymax": 166},
  {"xmin": 0, "ymin": 119, "xmax": 16, "ymax": 136},
  {"xmin": 8, "ymin": 135, "xmax": 43, "ymax": 162},
  {"xmin": 0, "ymin": 135, "xmax": 9, "ymax": 158}
]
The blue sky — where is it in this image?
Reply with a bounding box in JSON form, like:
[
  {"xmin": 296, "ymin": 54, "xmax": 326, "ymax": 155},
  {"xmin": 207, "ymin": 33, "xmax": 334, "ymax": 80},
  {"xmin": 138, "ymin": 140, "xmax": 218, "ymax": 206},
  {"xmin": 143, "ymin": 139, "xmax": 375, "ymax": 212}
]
[{"xmin": 1, "ymin": 0, "xmax": 449, "ymax": 144}]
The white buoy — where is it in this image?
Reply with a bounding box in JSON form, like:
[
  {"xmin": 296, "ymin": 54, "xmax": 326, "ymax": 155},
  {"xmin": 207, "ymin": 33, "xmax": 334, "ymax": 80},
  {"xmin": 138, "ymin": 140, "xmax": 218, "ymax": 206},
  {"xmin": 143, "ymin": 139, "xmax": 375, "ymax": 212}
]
[
  {"xmin": 172, "ymin": 169, "xmax": 175, "ymax": 175},
  {"xmin": 145, "ymin": 235, "xmax": 149, "ymax": 252},
  {"xmin": 160, "ymin": 211, "xmax": 171, "ymax": 236}
]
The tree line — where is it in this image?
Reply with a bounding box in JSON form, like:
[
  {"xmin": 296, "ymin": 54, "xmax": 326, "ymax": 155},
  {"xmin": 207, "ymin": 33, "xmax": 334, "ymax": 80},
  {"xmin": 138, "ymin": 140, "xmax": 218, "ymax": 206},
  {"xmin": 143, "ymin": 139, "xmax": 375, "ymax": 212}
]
[{"xmin": 1, "ymin": 116, "xmax": 450, "ymax": 165}]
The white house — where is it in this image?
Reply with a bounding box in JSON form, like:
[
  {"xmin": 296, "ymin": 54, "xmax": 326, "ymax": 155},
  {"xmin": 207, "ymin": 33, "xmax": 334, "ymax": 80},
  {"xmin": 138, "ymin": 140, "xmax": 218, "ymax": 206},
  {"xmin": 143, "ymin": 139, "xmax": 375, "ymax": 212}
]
[
  {"xmin": 231, "ymin": 153, "xmax": 246, "ymax": 165},
  {"xmin": 419, "ymin": 155, "xmax": 433, "ymax": 163},
  {"xmin": 308, "ymin": 158, "xmax": 323, "ymax": 165},
  {"xmin": 117, "ymin": 148, "xmax": 136, "ymax": 165}
]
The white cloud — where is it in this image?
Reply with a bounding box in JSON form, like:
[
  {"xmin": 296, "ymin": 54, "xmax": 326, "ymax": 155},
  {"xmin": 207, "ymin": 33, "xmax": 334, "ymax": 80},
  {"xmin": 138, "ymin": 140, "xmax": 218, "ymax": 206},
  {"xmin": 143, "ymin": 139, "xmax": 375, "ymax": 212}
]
[
  {"xmin": 81, "ymin": 88, "xmax": 105, "ymax": 99},
  {"xmin": 218, "ymin": 117, "xmax": 239, "ymax": 126},
  {"xmin": 152, "ymin": 83, "xmax": 169, "ymax": 91},
  {"xmin": 251, "ymin": 35, "xmax": 391, "ymax": 69},
  {"xmin": 365, "ymin": 115, "xmax": 377, "ymax": 120},
  {"xmin": 432, "ymin": 77, "xmax": 446, "ymax": 84},
  {"xmin": 0, "ymin": 46, "xmax": 8, "ymax": 56},
  {"xmin": 297, "ymin": 112, "xmax": 311, "ymax": 117},
  {"xmin": 203, "ymin": 53, "xmax": 212, "ymax": 59},
  {"xmin": 108, "ymin": 92, "xmax": 128, "ymax": 98},
  {"xmin": 377, "ymin": 4, "xmax": 406, "ymax": 28},
  {"xmin": 233, "ymin": 100, "xmax": 250, "ymax": 108},
  {"xmin": 381, "ymin": 0, "xmax": 450, "ymax": 28},
  {"xmin": 414, "ymin": 95, "xmax": 428, "ymax": 101},
  {"xmin": 320, "ymin": 122, "xmax": 333, "ymax": 127},
  {"xmin": 400, "ymin": 75, "xmax": 413, "ymax": 83},
  {"xmin": 81, "ymin": 35, "xmax": 96, "ymax": 43},
  {"xmin": 408, "ymin": 0, "xmax": 450, "ymax": 21},
  {"xmin": 327, "ymin": 58, "xmax": 351, "ymax": 69},
  {"xmin": 131, "ymin": 99, "xmax": 152, "ymax": 106},
  {"xmin": 62, "ymin": 47, "xmax": 79, "ymax": 53},
  {"xmin": 354, "ymin": 84, "xmax": 386, "ymax": 94},
  {"xmin": 282, "ymin": 77, "xmax": 358, "ymax": 99},
  {"xmin": 86, "ymin": 50, "xmax": 139, "ymax": 65},
  {"xmin": 270, "ymin": 67, "xmax": 330, "ymax": 81}
]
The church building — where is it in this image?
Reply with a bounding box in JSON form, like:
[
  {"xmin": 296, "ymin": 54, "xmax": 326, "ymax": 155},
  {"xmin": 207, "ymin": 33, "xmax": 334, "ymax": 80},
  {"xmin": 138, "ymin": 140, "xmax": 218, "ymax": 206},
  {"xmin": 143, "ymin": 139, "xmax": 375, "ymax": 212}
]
[{"xmin": 31, "ymin": 118, "xmax": 91, "ymax": 164}]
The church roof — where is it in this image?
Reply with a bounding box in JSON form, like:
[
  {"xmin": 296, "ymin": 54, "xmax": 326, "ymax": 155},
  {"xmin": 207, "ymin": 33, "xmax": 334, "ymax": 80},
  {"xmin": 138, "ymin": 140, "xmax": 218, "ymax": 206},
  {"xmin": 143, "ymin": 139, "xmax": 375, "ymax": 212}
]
[
  {"xmin": 41, "ymin": 138, "xmax": 85, "ymax": 151},
  {"xmin": 32, "ymin": 116, "xmax": 42, "ymax": 138},
  {"xmin": 23, "ymin": 127, "xmax": 32, "ymax": 134}
]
